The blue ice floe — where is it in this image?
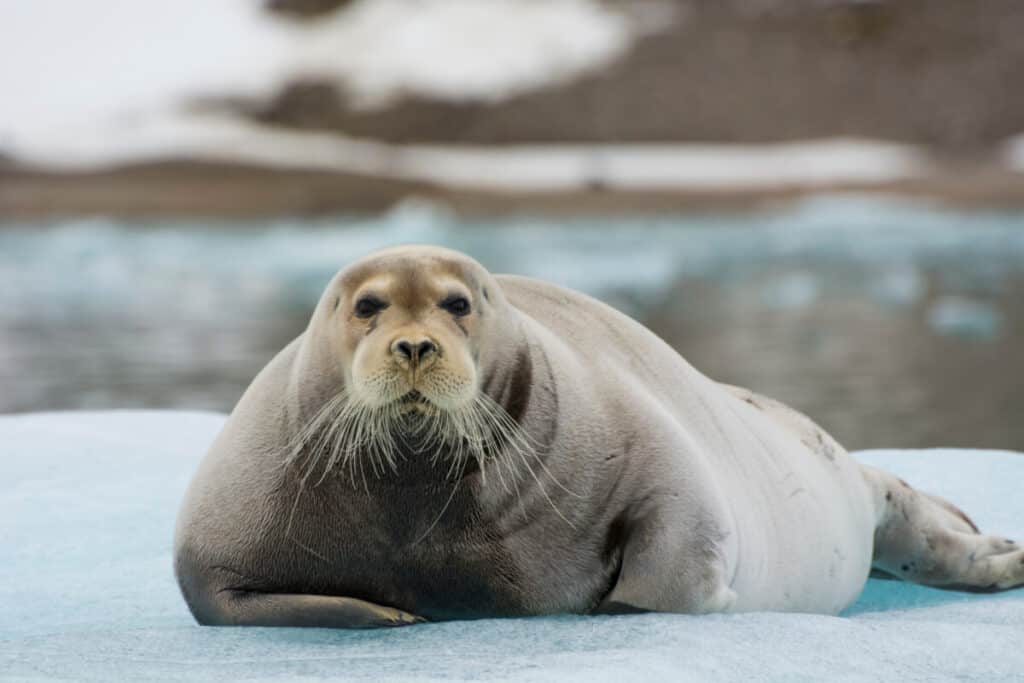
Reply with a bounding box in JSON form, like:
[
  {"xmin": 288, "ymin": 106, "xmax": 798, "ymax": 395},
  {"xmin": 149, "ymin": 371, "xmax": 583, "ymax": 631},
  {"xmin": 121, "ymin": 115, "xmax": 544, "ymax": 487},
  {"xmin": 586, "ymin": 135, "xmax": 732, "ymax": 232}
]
[{"xmin": 1, "ymin": 411, "xmax": 1022, "ymax": 681}]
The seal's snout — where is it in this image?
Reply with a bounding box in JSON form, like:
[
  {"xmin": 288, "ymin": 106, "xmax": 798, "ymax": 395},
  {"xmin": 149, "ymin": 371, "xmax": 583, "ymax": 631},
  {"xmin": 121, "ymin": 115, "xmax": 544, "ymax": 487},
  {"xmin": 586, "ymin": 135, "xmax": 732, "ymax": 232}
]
[{"xmin": 391, "ymin": 336, "xmax": 439, "ymax": 369}]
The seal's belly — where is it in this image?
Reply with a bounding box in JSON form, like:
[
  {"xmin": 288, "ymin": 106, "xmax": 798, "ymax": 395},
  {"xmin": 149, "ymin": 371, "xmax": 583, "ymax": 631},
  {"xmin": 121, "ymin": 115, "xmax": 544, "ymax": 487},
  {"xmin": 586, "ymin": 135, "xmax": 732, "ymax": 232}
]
[
  {"xmin": 246, "ymin": 480, "xmax": 607, "ymax": 621},
  {"xmin": 330, "ymin": 543, "xmax": 526, "ymax": 621},
  {"xmin": 722, "ymin": 445, "xmax": 876, "ymax": 613},
  {"xmin": 251, "ymin": 531, "xmax": 605, "ymax": 621},
  {"xmin": 651, "ymin": 383, "xmax": 878, "ymax": 614}
]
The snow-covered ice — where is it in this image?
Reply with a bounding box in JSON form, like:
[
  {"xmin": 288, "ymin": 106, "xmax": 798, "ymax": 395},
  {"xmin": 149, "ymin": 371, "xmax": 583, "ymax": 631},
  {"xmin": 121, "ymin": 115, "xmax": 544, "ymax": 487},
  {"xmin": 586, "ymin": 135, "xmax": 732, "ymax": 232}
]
[
  {"xmin": 6, "ymin": 195, "xmax": 1024, "ymax": 323},
  {"xmin": 2, "ymin": 411, "xmax": 1023, "ymax": 681}
]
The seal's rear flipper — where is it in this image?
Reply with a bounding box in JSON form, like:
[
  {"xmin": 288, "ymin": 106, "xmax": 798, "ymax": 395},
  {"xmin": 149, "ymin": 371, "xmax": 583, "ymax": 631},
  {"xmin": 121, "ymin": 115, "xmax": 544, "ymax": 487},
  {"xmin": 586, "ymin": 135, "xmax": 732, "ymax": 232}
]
[
  {"xmin": 199, "ymin": 591, "xmax": 424, "ymax": 629},
  {"xmin": 863, "ymin": 465, "xmax": 1024, "ymax": 592}
]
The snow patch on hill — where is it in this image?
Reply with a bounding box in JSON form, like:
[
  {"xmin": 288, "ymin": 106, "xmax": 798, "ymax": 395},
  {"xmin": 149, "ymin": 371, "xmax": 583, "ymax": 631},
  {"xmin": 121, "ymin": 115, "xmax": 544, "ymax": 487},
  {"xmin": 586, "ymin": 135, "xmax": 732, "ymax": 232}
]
[{"xmin": 0, "ymin": 0, "xmax": 655, "ymax": 156}]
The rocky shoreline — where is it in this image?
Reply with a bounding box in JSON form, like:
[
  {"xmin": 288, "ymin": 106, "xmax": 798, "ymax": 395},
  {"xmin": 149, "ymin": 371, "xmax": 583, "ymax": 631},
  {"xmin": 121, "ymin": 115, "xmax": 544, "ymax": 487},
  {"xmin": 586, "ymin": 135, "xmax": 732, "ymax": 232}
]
[{"xmin": 3, "ymin": 157, "xmax": 1024, "ymax": 220}]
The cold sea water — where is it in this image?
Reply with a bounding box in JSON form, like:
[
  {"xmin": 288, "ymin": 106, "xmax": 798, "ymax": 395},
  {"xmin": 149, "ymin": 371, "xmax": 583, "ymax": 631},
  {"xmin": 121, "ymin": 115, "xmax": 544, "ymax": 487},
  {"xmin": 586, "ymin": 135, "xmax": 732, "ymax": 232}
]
[{"xmin": 2, "ymin": 195, "xmax": 1023, "ymax": 450}]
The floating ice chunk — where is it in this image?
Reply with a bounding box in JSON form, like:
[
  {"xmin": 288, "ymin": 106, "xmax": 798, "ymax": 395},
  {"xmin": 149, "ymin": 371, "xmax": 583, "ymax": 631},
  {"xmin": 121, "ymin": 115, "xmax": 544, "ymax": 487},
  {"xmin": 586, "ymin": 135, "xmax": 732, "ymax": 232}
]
[
  {"xmin": 869, "ymin": 265, "xmax": 925, "ymax": 307},
  {"xmin": 759, "ymin": 272, "xmax": 820, "ymax": 310},
  {"xmin": 927, "ymin": 296, "xmax": 1003, "ymax": 340}
]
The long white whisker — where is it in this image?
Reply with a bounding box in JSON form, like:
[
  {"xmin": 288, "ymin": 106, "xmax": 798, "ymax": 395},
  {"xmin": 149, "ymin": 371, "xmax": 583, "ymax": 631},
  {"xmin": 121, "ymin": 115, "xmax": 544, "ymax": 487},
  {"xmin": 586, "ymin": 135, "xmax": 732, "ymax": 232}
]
[
  {"xmin": 413, "ymin": 476, "xmax": 462, "ymax": 546},
  {"xmin": 283, "ymin": 376, "xmax": 575, "ymax": 533}
]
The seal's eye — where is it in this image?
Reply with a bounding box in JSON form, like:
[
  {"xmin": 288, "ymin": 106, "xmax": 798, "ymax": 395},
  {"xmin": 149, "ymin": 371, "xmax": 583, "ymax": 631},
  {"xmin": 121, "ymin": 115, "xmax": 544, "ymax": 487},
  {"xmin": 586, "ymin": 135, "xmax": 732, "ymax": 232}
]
[
  {"xmin": 440, "ymin": 295, "xmax": 471, "ymax": 317},
  {"xmin": 354, "ymin": 296, "xmax": 388, "ymax": 319}
]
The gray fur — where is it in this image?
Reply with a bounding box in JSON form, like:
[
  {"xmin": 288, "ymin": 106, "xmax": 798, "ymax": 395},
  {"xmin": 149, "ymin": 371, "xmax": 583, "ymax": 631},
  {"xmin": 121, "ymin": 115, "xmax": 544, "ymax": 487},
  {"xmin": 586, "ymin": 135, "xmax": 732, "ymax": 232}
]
[{"xmin": 174, "ymin": 245, "xmax": 1024, "ymax": 627}]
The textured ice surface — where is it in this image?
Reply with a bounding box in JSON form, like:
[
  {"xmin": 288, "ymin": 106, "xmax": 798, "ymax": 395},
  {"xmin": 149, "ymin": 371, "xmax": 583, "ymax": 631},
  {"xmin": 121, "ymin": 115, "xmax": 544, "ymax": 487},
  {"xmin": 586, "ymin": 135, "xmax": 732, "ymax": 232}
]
[{"xmin": 2, "ymin": 411, "xmax": 1023, "ymax": 681}]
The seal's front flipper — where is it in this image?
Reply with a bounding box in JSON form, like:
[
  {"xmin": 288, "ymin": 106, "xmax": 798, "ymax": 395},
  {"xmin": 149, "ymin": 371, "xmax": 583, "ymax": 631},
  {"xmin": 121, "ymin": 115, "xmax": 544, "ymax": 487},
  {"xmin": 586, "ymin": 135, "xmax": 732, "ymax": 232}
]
[
  {"xmin": 203, "ymin": 591, "xmax": 425, "ymax": 629},
  {"xmin": 593, "ymin": 502, "xmax": 737, "ymax": 616}
]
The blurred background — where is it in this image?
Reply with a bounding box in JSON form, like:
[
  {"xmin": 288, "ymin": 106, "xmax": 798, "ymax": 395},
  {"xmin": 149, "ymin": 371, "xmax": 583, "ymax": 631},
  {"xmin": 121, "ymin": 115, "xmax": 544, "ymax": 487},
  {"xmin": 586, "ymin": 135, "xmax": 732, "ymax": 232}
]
[{"xmin": 1, "ymin": 0, "xmax": 1023, "ymax": 450}]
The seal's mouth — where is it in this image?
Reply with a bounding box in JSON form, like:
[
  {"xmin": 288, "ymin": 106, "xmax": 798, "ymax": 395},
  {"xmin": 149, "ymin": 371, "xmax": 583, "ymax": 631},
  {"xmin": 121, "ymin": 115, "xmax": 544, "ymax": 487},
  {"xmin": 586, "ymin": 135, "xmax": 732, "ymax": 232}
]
[
  {"xmin": 396, "ymin": 389, "xmax": 439, "ymax": 417},
  {"xmin": 399, "ymin": 390, "xmax": 430, "ymax": 406}
]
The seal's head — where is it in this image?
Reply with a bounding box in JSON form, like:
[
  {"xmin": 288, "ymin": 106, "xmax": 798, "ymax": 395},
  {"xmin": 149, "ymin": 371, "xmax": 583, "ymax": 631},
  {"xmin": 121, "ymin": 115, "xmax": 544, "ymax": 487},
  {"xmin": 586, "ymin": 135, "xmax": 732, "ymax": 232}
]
[
  {"xmin": 293, "ymin": 246, "xmax": 526, "ymax": 479},
  {"xmin": 333, "ymin": 245, "xmax": 493, "ymax": 414}
]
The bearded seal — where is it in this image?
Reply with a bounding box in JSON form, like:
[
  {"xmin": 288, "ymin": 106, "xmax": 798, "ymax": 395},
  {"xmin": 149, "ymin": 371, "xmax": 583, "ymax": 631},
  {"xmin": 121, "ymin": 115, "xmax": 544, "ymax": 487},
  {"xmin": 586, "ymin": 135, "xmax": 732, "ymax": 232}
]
[{"xmin": 174, "ymin": 245, "xmax": 1024, "ymax": 627}]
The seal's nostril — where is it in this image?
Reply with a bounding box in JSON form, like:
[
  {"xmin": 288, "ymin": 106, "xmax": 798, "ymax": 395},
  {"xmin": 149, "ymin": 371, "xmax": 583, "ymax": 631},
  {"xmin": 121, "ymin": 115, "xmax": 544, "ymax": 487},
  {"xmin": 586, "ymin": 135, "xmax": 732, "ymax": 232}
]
[
  {"xmin": 393, "ymin": 337, "xmax": 437, "ymax": 363},
  {"xmin": 395, "ymin": 341, "xmax": 414, "ymax": 359},
  {"xmin": 417, "ymin": 340, "xmax": 436, "ymax": 358}
]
